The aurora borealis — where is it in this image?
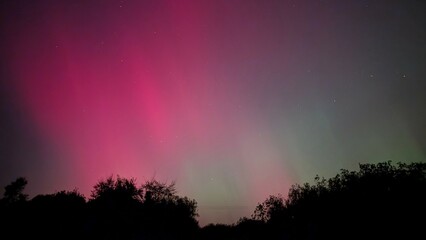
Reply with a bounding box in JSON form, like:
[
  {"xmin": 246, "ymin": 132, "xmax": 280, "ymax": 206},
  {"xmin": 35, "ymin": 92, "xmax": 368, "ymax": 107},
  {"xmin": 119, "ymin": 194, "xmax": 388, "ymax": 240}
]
[{"xmin": 1, "ymin": 0, "xmax": 426, "ymax": 225}]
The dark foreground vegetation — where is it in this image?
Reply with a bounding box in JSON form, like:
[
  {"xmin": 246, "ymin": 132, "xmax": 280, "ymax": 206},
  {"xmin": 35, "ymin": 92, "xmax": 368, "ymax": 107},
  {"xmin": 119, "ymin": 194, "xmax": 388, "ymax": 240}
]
[{"xmin": 1, "ymin": 161, "xmax": 425, "ymax": 239}]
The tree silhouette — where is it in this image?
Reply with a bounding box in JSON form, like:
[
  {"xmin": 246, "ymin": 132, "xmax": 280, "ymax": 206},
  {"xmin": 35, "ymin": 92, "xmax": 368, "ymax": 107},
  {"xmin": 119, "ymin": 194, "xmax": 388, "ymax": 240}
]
[
  {"xmin": 87, "ymin": 176, "xmax": 199, "ymax": 240},
  {"xmin": 250, "ymin": 161, "xmax": 426, "ymax": 239},
  {"xmin": 139, "ymin": 179, "xmax": 199, "ymax": 239},
  {"xmin": 252, "ymin": 194, "xmax": 285, "ymax": 222},
  {"xmin": 87, "ymin": 176, "xmax": 144, "ymax": 239},
  {"xmin": 0, "ymin": 177, "xmax": 29, "ymax": 240},
  {"xmin": 28, "ymin": 190, "xmax": 86, "ymax": 240},
  {"xmin": 1, "ymin": 177, "xmax": 28, "ymax": 204},
  {"xmin": 91, "ymin": 175, "xmax": 142, "ymax": 201},
  {"xmin": 142, "ymin": 179, "xmax": 177, "ymax": 203}
]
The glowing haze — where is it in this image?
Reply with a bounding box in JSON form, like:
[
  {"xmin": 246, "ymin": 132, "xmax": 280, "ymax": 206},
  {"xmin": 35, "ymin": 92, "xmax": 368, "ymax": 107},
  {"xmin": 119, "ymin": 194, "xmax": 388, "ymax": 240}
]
[{"xmin": 1, "ymin": 0, "xmax": 426, "ymax": 225}]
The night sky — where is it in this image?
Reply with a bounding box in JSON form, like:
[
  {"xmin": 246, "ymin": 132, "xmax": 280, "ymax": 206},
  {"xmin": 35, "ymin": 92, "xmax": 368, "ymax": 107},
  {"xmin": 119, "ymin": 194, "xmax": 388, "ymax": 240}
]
[{"xmin": 1, "ymin": 0, "xmax": 426, "ymax": 225}]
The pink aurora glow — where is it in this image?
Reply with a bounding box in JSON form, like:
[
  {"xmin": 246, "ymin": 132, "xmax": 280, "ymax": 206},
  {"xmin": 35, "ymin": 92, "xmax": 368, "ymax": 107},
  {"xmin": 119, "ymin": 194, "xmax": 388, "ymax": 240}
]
[{"xmin": 4, "ymin": 1, "xmax": 294, "ymax": 224}]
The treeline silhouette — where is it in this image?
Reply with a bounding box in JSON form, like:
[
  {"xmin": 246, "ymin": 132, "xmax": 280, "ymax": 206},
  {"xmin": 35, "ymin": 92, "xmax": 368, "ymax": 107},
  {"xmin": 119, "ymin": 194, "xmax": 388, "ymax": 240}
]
[
  {"xmin": 0, "ymin": 176, "xmax": 198, "ymax": 240},
  {"xmin": 1, "ymin": 161, "xmax": 425, "ymax": 239}
]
